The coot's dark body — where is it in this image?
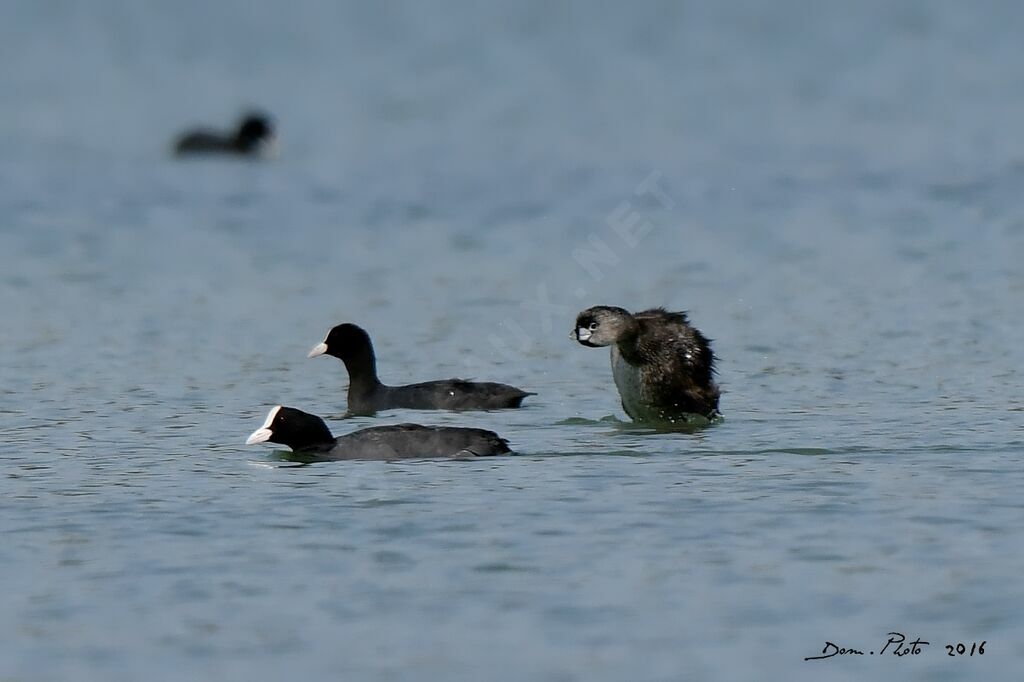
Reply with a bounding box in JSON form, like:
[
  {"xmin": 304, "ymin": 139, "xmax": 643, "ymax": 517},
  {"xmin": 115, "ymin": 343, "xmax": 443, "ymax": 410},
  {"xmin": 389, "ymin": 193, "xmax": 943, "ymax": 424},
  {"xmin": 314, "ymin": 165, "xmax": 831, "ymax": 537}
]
[
  {"xmin": 246, "ymin": 406, "xmax": 512, "ymax": 460},
  {"xmin": 174, "ymin": 113, "xmax": 275, "ymax": 156},
  {"xmin": 309, "ymin": 323, "xmax": 532, "ymax": 415}
]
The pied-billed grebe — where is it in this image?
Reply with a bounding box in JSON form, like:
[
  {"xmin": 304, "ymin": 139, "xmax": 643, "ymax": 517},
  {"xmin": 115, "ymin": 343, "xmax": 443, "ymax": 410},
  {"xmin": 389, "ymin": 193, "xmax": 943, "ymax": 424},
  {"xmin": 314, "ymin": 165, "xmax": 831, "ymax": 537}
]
[
  {"xmin": 245, "ymin": 406, "xmax": 512, "ymax": 460},
  {"xmin": 308, "ymin": 323, "xmax": 534, "ymax": 415},
  {"xmin": 572, "ymin": 306, "xmax": 720, "ymax": 423},
  {"xmin": 173, "ymin": 112, "xmax": 277, "ymax": 157}
]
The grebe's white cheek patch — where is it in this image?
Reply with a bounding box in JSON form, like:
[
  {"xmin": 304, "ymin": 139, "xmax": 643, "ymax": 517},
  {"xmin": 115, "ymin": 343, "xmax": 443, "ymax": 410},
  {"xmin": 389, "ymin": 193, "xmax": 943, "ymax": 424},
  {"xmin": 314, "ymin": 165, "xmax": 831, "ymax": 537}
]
[
  {"xmin": 308, "ymin": 342, "xmax": 328, "ymax": 358},
  {"xmin": 576, "ymin": 328, "xmax": 592, "ymax": 342}
]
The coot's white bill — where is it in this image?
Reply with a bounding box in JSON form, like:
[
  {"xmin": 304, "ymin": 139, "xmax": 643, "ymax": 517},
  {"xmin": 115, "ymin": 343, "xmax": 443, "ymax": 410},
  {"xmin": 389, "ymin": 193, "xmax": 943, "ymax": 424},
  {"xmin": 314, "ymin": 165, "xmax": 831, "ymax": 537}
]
[{"xmin": 245, "ymin": 405, "xmax": 281, "ymax": 444}]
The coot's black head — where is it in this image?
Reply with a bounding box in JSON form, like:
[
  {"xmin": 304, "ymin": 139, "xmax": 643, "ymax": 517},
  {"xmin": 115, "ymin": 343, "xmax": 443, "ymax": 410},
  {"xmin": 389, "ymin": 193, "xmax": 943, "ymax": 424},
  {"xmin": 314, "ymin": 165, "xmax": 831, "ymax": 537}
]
[
  {"xmin": 235, "ymin": 113, "xmax": 275, "ymax": 152},
  {"xmin": 245, "ymin": 406, "xmax": 334, "ymax": 451},
  {"xmin": 308, "ymin": 323, "xmax": 374, "ymax": 361},
  {"xmin": 572, "ymin": 306, "xmax": 634, "ymax": 347}
]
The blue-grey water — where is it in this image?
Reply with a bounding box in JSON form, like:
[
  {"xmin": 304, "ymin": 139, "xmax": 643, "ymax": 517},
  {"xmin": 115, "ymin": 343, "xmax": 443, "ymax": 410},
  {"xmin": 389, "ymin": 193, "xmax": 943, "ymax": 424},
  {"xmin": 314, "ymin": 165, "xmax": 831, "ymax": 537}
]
[{"xmin": 2, "ymin": 2, "xmax": 1023, "ymax": 680}]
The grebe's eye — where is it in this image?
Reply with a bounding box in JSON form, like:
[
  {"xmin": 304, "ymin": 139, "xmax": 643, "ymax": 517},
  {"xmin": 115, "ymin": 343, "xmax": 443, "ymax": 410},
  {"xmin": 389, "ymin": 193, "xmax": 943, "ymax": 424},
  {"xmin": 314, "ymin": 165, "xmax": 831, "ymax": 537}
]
[{"xmin": 588, "ymin": 322, "xmax": 598, "ymax": 331}]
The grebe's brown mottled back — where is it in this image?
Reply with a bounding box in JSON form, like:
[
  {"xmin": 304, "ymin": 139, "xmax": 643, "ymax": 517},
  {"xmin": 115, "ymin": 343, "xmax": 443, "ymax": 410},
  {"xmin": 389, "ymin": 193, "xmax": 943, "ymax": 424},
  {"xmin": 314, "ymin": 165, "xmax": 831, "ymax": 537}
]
[
  {"xmin": 245, "ymin": 406, "xmax": 512, "ymax": 460},
  {"xmin": 572, "ymin": 306, "xmax": 720, "ymax": 424},
  {"xmin": 309, "ymin": 323, "xmax": 533, "ymax": 416}
]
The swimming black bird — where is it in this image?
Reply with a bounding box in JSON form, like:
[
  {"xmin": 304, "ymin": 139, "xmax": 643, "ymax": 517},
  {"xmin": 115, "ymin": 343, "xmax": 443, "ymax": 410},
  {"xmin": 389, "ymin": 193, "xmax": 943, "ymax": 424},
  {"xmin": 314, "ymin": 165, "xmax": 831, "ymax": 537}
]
[
  {"xmin": 308, "ymin": 323, "xmax": 533, "ymax": 415},
  {"xmin": 245, "ymin": 406, "xmax": 512, "ymax": 460},
  {"xmin": 173, "ymin": 112, "xmax": 277, "ymax": 157},
  {"xmin": 572, "ymin": 306, "xmax": 720, "ymax": 423}
]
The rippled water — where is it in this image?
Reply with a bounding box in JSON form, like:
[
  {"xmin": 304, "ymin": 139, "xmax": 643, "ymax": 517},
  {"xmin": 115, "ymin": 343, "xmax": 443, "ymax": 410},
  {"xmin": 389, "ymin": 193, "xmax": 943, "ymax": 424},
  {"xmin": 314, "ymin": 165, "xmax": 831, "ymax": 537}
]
[{"xmin": 2, "ymin": 2, "xmax": 1024, "ymax": 680}]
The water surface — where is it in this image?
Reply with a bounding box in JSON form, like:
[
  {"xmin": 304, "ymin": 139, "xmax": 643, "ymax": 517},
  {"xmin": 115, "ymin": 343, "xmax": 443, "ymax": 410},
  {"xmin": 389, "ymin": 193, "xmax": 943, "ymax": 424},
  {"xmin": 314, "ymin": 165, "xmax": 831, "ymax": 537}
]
[{"xmin": 2, "ymin": 2, "xmax": 1023, "ymax": 680}]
